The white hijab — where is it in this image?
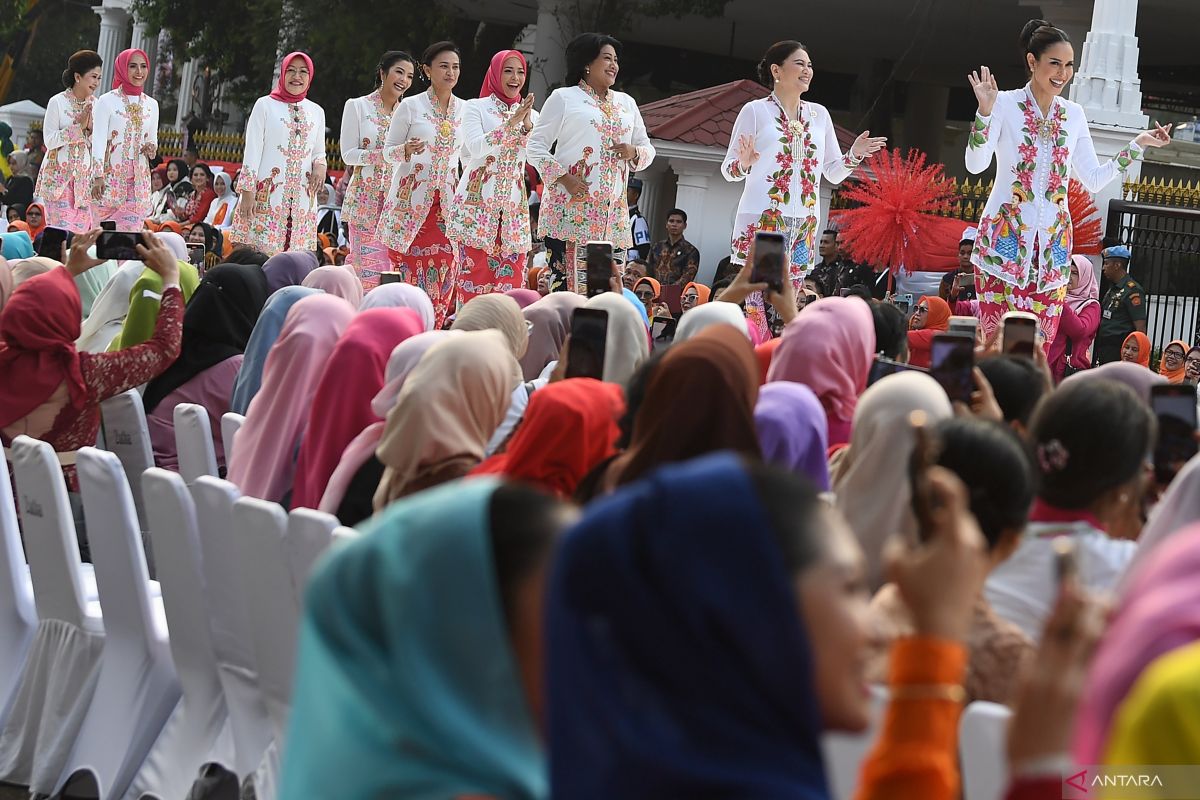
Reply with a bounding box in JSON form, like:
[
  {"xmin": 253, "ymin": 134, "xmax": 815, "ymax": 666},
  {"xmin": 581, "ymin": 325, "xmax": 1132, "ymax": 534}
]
[
  {"xmin": 674, "ymin": 301, "xmax": 749, "ymax": 343},
  {"xmin": 76, "ymin": 260, "xmax": 146, "ymax": 352}
]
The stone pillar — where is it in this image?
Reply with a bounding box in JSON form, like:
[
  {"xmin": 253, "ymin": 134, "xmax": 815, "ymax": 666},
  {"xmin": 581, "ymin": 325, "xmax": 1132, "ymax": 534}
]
[
  {"xmin": 175, "ymin": 59, "xmax": 199, "ymax": 130},
  {"xmin": 903, "ymin": 82, "xmax": 949, "ymax": 163},
  {"xmin": 1069, "ymin": 0, "xmax": 1147, "ymax": 219},
  {"xmin": 637, "ymin": 160, "xmax": 669, "ymax": 237},
  {"xmin": 530, "ymin": 0, "xmax": 569, "ymax": 106},
  {"xmin": 94, "ymin": 4, "xmax": 130, "ymax": 94},
  {"xmin": 130, "ymin": 20, "xmax": 158, "ymax": 95}
]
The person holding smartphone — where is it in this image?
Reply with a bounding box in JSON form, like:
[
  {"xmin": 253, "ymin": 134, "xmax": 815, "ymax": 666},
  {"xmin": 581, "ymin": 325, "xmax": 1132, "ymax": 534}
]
[
  {"xmin": 448, "ymin": 49, "xmax": 538, "ymax": 304},
  {"xmin": 905, "ymin": 296, "xmax": 952, "ymax": 368},
  {"xmin": 722, "ymin": 40, "xmax": 886, "ymax": 339}
]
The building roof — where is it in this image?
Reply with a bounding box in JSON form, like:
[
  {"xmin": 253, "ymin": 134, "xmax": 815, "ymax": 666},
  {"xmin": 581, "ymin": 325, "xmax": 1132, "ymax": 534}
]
[{"xmin": 640, "ymin": 79, "xmax": 857, "ymax": 152}]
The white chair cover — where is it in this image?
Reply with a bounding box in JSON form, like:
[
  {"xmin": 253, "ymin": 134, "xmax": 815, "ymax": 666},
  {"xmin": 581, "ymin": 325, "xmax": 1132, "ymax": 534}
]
[
  {"xmin": 127, "ymin": 469, "xmax": 235, "ymax": 800},
  {"xmin": 0, "ymin": 437, "xmax": 104, "ymax": 793},
  {"xmin": 101, "ymin": 390, "xmax": 155, "ymax": 531},
  {"xmin": 0, "ymin": 450, "xmax": 36, "ymax": 730},
  {"xmin": 284, "ymin": 508, "xmax": 337, "ymax": 603},
  {"xmin": 191, "ymin": 477, "xmax": 272, "ymax": 781},
  {"xmin": 220, "ymin": 412, "xmax": 246, "ymax": 466},
  {"xmin": 820, "ymin": 686, "xmax": 889, "ymax": 800},
  {"xmin": 174, "ymin": 403, "xmax": 219, "ymax": 485},
  {"xmin": 55, "ymin": 448, "xmax": 179, "ymax": 800},
  {"xmin": 331, "ymin": 526, "xmax": 358, "ymax": 545},
  {"xmin": 960, "ymin": 701, "xmax": 1012, "ymax": 800}
]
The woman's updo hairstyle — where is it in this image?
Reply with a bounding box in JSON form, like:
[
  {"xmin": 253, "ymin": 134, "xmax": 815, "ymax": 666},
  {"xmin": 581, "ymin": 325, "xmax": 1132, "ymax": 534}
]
[
  {"xmin": 376, "ymin": 50, "xmax": 416, "ymax": 87},
  {"xmin": 756, "ymin": 40, "xmax": 806, "ymax": 88},
  {"xmin": 419, "ymin": 41, "xmax": 460, "ymax": 83},
  {"xmin": 1019, "ymin": 19, "xmax": 1070, "ymax": 75},
  {"xmin": 62, "ymin": 50, "xmax": 102, "ymax": 90},
  {"xmin": 564, "ymin": 32, "xmax": 622, "ymax": 86}
]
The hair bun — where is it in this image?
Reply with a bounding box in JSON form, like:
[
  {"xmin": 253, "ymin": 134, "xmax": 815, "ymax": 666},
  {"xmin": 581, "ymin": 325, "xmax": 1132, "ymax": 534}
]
[{"xmin": 1019, "ymin": 18, "xmax": 1053, "ymax": 50}]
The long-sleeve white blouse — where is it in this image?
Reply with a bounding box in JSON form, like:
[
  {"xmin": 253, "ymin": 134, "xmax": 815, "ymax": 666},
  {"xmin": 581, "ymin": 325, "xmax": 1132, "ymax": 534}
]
[
  {"xmin": 339, "ymin": 90, "xmax": 396, "ymax": 237},
  {"xmin": 33, "ymin": 91, "xmax": 94, "ymax": 203},
  {"xmin": 91, "ymin": 88, "xmax": 159, "ymax": 214},
  {"xmin": 446, "ymin": 96, "xmax": 538, "ymax": 256},
  {"xmin": 376, "ymin": 89, "xmax": 465, "ymax": 253},
  {"xmin": 965, "ymin": 85, "xmax": 1142, "ymax": 292},
  {"xmin": 526, "ymin": 83, "xmax": 654, "ymax": 250}
]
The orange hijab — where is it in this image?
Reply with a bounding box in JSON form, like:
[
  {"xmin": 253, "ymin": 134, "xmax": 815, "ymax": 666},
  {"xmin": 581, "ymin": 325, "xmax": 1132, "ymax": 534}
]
[
  {"xmin": 634, "ymin": 277, "xmax": 661, "ymax": 298},
  {"xmin": 526, "ymin": 266, "xmax": 544, "ymax": 291},
  {"xmin": 1159, "ymin": 339, "xmax": 1190, "ymax": 384},
  {"xmin": 25, "ymin": 203, "xmax": 46, "ymax": 243},
  {"xmin": 916, "ymin": 295, "xmax": 951, "ymax": 331},
  {"xmin": 683, "ymin": 282, "xmax": 711, "ymax": 304},
  {"xmin": 1122, "ymin": 331, "xmax": 1152, "ymax": 368}
]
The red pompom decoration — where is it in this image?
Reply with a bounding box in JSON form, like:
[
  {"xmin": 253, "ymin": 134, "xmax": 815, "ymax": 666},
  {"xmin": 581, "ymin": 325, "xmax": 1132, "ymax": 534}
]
[{"xmin": 1068, "ymin": 177, "xmax": 1103, "ymax": 256}]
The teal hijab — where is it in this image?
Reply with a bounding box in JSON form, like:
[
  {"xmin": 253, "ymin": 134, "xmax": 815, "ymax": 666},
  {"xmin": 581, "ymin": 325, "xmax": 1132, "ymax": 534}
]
[
  {"xmin": 0, "ymin": 231, "xmax": 34, "ymax": 260},
  {"xmin": 279, "ymin": 478, "xmax": 546, "ymax": 800}
]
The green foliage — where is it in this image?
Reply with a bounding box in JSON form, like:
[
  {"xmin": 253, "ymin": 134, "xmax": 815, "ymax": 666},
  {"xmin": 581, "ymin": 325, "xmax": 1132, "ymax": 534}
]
[
  {"xmin": 0, "ymin": 0, "xmax": 27, "ymax": 47},
  {"xmin": 5, "ymin": 0, "xmax": 99, "ymax": 106}
]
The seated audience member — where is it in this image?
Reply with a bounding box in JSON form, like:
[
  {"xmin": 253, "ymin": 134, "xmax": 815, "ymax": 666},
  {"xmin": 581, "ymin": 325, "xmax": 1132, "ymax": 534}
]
[
  {"xmin": 754, "ymin": 381, "xmax": 830, "ymax": 490},
  {"xmin": 632, "ymin": 276, "xmax": 660, "ymax": 320},
  {"xmin": 906, "ymin": 295, "xmax": 951, "ymax": 369},
  {"xmin": 868, "ymin": 417, "xmax": 1036, "ymax": 705},
  {"xmin": 143, "ymin": 263, "xmax": 270, "ymax": 472},
  {"xmin": 985, "ymin": 379, "xmax": 1153, "ymax": 642},
  {"xmin": 263, "ymin": 251, "xmax": 319, "ymax": 294},
  {"xmin": 580, "ymin": 292, "xmax": 649, "ymax": 385},
  {"xmin": 1049, "ymin": 254, "xmax": 1100, "ymax": 381},
  {"xmin": 520, "ymin": 292, "xmax": 584, "ymax": 381},
  {"xmin": 680, "ymin": 281, "xmax": 711, "ymax": 314},
  {"xmin": 303, "ymin": 265, "xmax": 365, "ymax": 307},
  {"xmin": 280, "ymin": 480, "xmax": 575, "ymax": 799},
  {"xmin": 1119, "ymin": 331, "xmax": 1151, "ymax": 368},
  {"xmin": 871, "ymin": 300, "xmax": 909, "ymax": 362},
  {"xmin": 1158, "ymin": 339, "xmax": 1189, "ymax": 384},
  {"xmin": 204, "ymin": 171, "xmax": 239, "ymax": 230},
  {"xmin": 1061, "ymin": 360, "xmax": 1165, "ymax": 406},
  {"xmin": 225, "ymin": 246, "xmax": 270, "ymax": 267},
  {"xmin": 548, "ymin": 453, "xmax": 990, "ymax": 800},
  {"xmin": 230, "ymin": 286, "xmax": 322, "ymax": 414},
  {"xmin": 359, "ymin": 282, "xmax": 437, "ymax": 327},
  {"xmin": 767, "ymin": 296, "xmax": 875, "ymax": 448},
  {"xmin": 674, "ymin": 301, "xmax": 749, "ymax": 344},
  {"xmin": 977, "ymin": 355, "xmax": 1048, "ymax": 437}
]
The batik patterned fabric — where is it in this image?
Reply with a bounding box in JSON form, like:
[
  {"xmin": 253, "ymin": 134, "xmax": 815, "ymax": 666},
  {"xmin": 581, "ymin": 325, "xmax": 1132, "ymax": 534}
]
[
  {"xmin": 458, "ymin": 244, "xmax": 525, "ymax": 303},
  {"xmin": 231, "ymin": 95, "xmax": 327, "ymax": 253},
  {"xmin": 975, "ymin": 270, "xmax": 1066, "ymax": 348},
  {"xmin": 35, "ymin": 91, "xmax": 96, "ymax": 232},
  {"xmin": 387, "ymin": 195, "xmax": 457, "ymax": 328},
  {"xmin": 92, "ymin": 88, "xmax": 158, "ymax": 223}
]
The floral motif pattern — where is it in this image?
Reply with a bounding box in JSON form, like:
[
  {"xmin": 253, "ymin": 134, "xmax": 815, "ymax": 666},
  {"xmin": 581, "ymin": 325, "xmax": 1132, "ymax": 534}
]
[
  {"xmin": 967, "ymin": 113, "xmax": 991, "ymax": 151},
  {"xmin": 96, "ymin": 91, "xmax": 153, "ymax": 221},
  {"xmin": 342, "ymin": 90, "xmax": 394, "ymax": 236},
  {"xmin": 34, "ymin": 91, "xmax": 93, "ymax": 206}
]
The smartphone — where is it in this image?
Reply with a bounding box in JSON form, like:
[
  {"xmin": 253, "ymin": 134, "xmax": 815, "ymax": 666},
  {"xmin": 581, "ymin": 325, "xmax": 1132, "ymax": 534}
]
[
  {"xmin": 929, "ymin": 332, "xmax": 975, "ymax": 404},
  {"xmin": 186, "ymin": 244, "xmax": 205, "ymax": 267},
  {"xmin": 583, "ymin": 240, "xmax": 614, "ymax": 298},
  {"xmin": 95, "ymin": 230, "xmax": 146, "ymax": 261},
  {"xmin": 1002, "ymin": 311, "xmax": 1038, "ymax": 358},
  {"xmin": 379, "ymin": 272, "xmax": 403, "ymax": 285},
  {"xmin": 565, "ymin": 307, "xmax": 609, "ymax": 380},
  {"xmin": 651, "ymin": 315, "xmax": 677, "ymax": 342},
  {"xmin": 751, "ymin": 231, "xmax": 786, "ymax": 293},
  {"xmin": 895, "ymin": 292, "xmax": 914, "ymax": 313},
  {"xmin": 658, "ymin": 283, "xmax": 683, "ymax": 317},
  {"xmin": 1053, "ymin": 536, "xmax": 1077, "ymax": 586},
  {"xmin": 908, "ymin": 410, "xmax": 942, "ymax": 543},
  {"xmin": 1151, "ymin": 383, "xmax": 1199, "ymax": 484},
  {"xmin": 949, "ymin": 315, "xmax": 979, "ymax": 339},
  {"xmin": 37, "ymin": 226, "xmax": 69, "ymax": 260},
  {"xmin": 867, "ymin": 356, "xmax": 928, "ymax": 387},
  {"xmin": 99, "ymin": 220, "xmax": 117, "ymax": 232}
]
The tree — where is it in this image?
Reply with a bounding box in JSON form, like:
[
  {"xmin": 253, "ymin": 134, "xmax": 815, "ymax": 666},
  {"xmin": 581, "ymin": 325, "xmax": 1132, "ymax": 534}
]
[{"xmin": 3, "ymin": 0, "xmax": 99, "ymax": 106}]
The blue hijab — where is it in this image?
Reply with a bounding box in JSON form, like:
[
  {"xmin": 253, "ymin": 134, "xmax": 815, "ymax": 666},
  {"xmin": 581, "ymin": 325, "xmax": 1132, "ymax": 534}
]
[
  {"xmin": 1, "ymin": 231, "xmax": 34, "ymax": 260},
  {"xmin": 547, "ymin": 453, "xmax": 830, "ymax": 799},
  {"xmin": 279, "ymin": 478, "xmax": 546, "ymax": 800},
  {"xmin": 230, "ymin": 286, "xmax": 320, "ymax": 414}
]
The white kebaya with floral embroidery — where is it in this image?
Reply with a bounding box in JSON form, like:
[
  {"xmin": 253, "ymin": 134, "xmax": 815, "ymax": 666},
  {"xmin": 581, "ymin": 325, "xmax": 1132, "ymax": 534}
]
[
  {"xmin": 34, "ymin": 91, "xmax": 95, "ymax": 204},
  {"xmin": 527, "ymin": 83, "xmax": 655, "ymax": 250},
  {"xmin": 340, "ymin": 90, "xmax": 395, "ymax": 238},
  {"xmin": 91, "ymin": 88, "xmax": 159, "ymax": 215},
  {"xmin": 966, "ymin": 85, "xmax": 1142, "ymax": 292},
  {"xmin": 447, "ymin": 96, "xmax": 538, "ymax": 256},
  {"xmin": 377, "ymin": 89, "xmax": 466, "ymax": 253}
]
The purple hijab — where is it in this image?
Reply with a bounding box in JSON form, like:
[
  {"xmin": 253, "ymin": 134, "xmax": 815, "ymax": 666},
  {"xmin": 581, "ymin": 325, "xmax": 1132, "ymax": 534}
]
[
  {"xmin": 263, "ymin": 251, "xmax": 319, "ymax": 294},
  {"xmin": 754, "ymin": 382, "xmax": 831, "ymax": 491}
]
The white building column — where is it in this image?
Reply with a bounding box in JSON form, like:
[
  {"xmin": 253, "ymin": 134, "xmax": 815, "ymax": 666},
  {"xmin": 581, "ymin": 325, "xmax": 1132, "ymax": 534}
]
[
  {"xmin": 1069, "ymin": 0, "xmax": 1148, "ymax": 218},
  {"xmin": 94, "ymin": 4, "xmax": 130, "ymax": 93},
  {"xmin": 530, "ymin": 0, "xmax": 569, "ymax": 105},
  {"xmin": 130, "ymin": 19, "xmax": 158, "ymax": 95},
  {"xmin": 175, "ymin": 59, "xmax": 199, "ymax": 129}
]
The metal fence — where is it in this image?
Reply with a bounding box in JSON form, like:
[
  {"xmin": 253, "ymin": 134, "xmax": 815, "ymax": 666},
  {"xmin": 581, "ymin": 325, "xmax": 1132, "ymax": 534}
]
[{"xmin": 1105, "ymin": 200, "xmax": 1200, "ymax": 345}]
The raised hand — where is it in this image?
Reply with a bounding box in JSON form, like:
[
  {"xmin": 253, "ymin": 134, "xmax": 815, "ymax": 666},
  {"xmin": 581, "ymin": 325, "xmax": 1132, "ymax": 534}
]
[
  {"xmin": 736, "ymin": 133, "xmax": 760, "ymax": 170},
  {"xmin": 851, "ymin": 130, "xmax": 887, "ymax": 160},
  {"xmin": 1135, "ymin": 122, "xmax": 1173, "ymax": 149},
  {"xmin": 968, "ymin": 66, "xmax": 999, "ymax": 116}
]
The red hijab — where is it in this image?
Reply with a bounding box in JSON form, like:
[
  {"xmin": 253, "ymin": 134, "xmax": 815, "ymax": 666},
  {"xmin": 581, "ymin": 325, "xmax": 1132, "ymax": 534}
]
[
  {"xmin": 271, "ymin": 52, "xmax": 314, "ymax": 104},
  {"xmin": 479, "ymin": 50, "xmax": 526, "ymax": 107},
  {"xmin": 291, "ymin": 308, "xmax": 425, "ymax": 509},
  {"xmin": 0, "ymin": 267, "xmax": 86, "ymax": 428},
  {"xmin": 112, "ymin": 48, "xmax": 148, "ymax": 96},
  {"xmin": 472, "ymin": 378, "xmax": 625, "ymax": 496}
]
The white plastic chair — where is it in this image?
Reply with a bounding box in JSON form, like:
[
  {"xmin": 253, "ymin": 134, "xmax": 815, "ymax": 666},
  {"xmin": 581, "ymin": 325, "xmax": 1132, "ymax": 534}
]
[
  {"xmin": 127, "ymin": 469, "xmax": 234, "ymax": 800},
  {"xmin": 55, "ymin": 448, "xmax": 179, "ymax": 800},
  {"xmin": 820, "ymin": 685, "xmax": 889, "ymax": 800},
  {"xmin": 0, "ymin": 436, "xmax": 105, "ymax": 794},
  {"xmin": 174, "ymin": 403, "xmax": 219, "ymax": 485},
  {"xmin": 221, "ymin": 412, "xmax": 246, "ymax": 467},
  {"xmin": 191, "ymin": 476, "xmax": 272, "ymax": 781},
  {"xmin": 0, "ymin": 450, "xmax": 36, "ymax": 731},
  {"xmin": 285, "ymin": 508, "xmax": 338, "ymax": 604},
  {"xmin": 331, "ymin": 526, "xmax": 358, "ymax": 545},
  {"xmin": 100, "ymin": 389, "xmax": 155, "ymax": 533},
  {"xmin": 960, "ymin": 701, "xmax": 1012, "ymax": 800}
]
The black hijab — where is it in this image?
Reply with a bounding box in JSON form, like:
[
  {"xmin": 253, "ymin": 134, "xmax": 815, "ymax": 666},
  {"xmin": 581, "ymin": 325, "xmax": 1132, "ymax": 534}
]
[{"xmin": 143, "ymin": 263, "xmax": 269, "ymax": 413}]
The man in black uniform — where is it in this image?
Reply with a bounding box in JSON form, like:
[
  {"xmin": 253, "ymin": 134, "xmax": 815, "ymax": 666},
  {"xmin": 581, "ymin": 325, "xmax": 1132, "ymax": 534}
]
[
  {"xmin": 1093, "ymin": 245, "xmax": 1148, "ymax": 365},
  {"xmin": 808, "ymin": 229, "xmax": 840, "ymax": 297}
]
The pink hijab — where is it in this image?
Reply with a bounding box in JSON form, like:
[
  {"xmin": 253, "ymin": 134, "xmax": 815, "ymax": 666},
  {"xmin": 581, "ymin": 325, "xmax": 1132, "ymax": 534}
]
[
  {"xmin": 317, "ymin": 330, "xmax": 461, "ymax": 514},
  {"xmin": 479, "ymin": 49, "xmax": 526, "ymax": 107},
  {"xmin": 271, "ymin": 52, "xmax": 314, "ymax": 104},
  {"xmin": 505, "ymin": 288, "xmax": 541, "ymax": 309},
  {"xmin": 226, "ymin": 294, "xmax": 355, "ymax": 503},
  {"xmin": 112, "ymin": 48, "xmax": 148, "ymax": 96},
  {"xmin": 766, "ymin": 296, "xmax": 875, "ymax": 444},
  {"xmin": 1067, "ymin": 254, "xmax": 1100, "ymax": 314},
  {"xmin": 0, "ymin": 257, "xmax": 12, "ymax": 314},
  {"xmin": 1073, "ymin": 524, "xmax": 1200, "ymax": 764},
  {"xmin": 302, "ymin": 265, "xmax": 363, "ymax": 307},
  {"xmin": 290, "ymin": 307, "xmax": 425, "ymax": 509}
]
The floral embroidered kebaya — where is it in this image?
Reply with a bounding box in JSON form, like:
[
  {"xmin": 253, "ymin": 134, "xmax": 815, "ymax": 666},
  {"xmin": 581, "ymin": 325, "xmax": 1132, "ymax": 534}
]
[
  {"xmin": 527, "ymin": 83, "xmax": 654, "ymax": 251},
  {"xmin": 233, "ymin": 95, "xmax": 327, "ymax": 253},
  {"xmin": 92, "ymin": 87, "xmax": 159, "ymax": 225},
  {"xmin": 377, "ymin": 89, "xmax": 465, "ymax": 253},
  {"xmin": 967, "ymin": 85, "xmax": 1142, "ymax": 294},
  {"xmin": 35, "ymin": 91, "xmax": 96, "ymax": 232},
  {"xmin": 340, "ymin": 90, "xmax": 394, "ymax": 238}
]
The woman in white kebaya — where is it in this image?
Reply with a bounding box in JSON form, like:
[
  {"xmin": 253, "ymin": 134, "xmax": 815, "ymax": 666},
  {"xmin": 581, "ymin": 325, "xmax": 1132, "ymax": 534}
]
[
  {"xmin": 90, "ymin": 48, "xmax": 158, "ymax": 230},
  {"xmin": 36, "ymin": 50, "xmax": 102, "ymax": 233}
]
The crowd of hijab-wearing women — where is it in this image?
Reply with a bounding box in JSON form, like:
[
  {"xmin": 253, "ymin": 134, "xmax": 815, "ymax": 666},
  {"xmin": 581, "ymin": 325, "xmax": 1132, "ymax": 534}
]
[{"xmin": 4, "ymin": 19, "xmax": 1200, "ymax": 800}]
